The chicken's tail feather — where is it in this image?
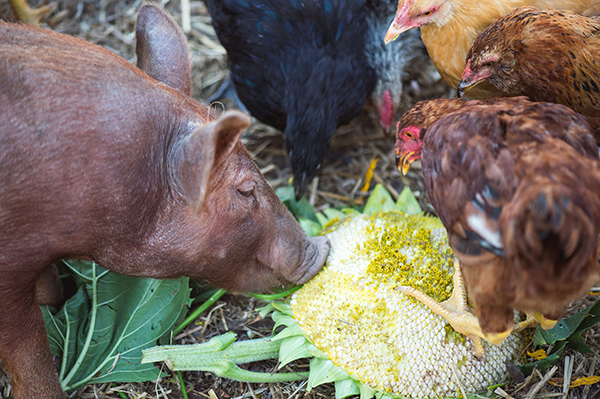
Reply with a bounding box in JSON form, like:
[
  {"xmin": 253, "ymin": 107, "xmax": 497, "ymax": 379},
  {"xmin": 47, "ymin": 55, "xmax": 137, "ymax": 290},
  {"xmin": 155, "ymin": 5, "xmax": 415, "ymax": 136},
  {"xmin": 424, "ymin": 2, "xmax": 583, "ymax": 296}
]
[{"xmin": 506, "ymin": 179, "xmax": 600, "ymax": 285}]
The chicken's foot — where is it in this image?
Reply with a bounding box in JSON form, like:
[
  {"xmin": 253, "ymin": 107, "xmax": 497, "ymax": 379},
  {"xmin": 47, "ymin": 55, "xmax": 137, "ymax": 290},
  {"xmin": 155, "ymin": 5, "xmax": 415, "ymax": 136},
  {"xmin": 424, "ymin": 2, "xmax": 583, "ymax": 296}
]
[
  {"xmin": 396, "ymin": 260, "xmax": 510, "ymax": 358},
  {"xmin": 9, "ymin": 0, "xmax": 56, "ymax": 25},
  {"xmin": 513, "ymin": 312, "xmax": 558, "ymax": 332}
]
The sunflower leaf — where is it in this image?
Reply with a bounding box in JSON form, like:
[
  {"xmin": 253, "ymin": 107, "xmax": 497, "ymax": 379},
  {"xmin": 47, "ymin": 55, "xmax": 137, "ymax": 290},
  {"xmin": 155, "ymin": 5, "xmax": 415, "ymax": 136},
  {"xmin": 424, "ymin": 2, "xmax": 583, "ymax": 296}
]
[
  {"xmin": 396, "ymin": 186, "xmax": 422, "ymax": 214},
  {"xmin": 335, "ymin": 378, "xmax": 360, "ymax": 399},
  {"xmin": 363, "ymin": 184, "xmax": 396, "ymax": 215},
  {"xmin": 278, "ymin": 335, "xmax": 311, "ymax": 367},
  {"xmin": 41, "ymin": 260, "xmax": 190, "ymax": 391}
]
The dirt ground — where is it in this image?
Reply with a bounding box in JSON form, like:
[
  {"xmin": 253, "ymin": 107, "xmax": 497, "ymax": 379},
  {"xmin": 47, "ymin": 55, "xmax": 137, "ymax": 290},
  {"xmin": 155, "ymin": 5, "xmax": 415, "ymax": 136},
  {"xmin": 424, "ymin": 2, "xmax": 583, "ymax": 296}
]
[{"xmin": 0, "ymin": 0, "xmax": 598, "ymax": 398}]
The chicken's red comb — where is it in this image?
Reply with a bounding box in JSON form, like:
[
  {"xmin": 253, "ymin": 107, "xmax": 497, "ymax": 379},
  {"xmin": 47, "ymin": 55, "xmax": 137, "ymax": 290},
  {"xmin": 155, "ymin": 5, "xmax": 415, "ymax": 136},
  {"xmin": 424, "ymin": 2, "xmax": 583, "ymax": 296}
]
[
  {"xmin": 381, "ymin": 90, "xmax": 394, "ymax": 129},
  {"xmin": 462, "ymin": 59, "xmax": 473, "ymax": 80}
]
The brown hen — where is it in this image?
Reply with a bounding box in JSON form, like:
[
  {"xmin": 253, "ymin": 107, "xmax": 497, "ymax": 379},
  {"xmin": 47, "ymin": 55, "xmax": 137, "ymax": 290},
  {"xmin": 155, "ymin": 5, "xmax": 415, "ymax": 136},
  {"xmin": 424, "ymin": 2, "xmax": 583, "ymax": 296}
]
[
  {"xmin": 458, "ymin": 7, "xmax": 600, "ymax": 138},
  {"xmin": 384, "ymin": 0, "xmax": 600, "ymax": 99},
  {"xmin": 395, "ymin": 97, "xmax": 600, "ymax": 345}
]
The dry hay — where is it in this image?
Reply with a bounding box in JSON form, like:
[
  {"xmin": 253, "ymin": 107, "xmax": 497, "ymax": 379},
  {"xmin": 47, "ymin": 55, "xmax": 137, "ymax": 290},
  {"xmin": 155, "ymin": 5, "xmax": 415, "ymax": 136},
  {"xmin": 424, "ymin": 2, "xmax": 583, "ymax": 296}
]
[{"xmin": 0, "ymin": 0, "xmax": 598, "ymax": 398}]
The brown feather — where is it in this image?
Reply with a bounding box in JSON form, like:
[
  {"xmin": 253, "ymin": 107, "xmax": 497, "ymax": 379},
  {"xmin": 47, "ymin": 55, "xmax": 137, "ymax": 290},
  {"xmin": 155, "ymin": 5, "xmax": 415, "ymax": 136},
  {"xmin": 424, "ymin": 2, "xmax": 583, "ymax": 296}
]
[
  {"xmin": 397, "ymin": 97, "xmax": 600, "ymax": 335},
  {"xmin": 466, "ymin": 7, "xmax": 600, "ymax": 139}
]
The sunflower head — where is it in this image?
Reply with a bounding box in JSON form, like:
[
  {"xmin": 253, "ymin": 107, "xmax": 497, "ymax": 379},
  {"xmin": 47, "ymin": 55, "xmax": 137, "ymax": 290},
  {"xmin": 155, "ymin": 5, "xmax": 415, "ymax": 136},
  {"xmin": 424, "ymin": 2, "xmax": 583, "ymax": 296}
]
[{"xmin": 292, "ymin": 211, "xmax": 523, "ymax": 397}]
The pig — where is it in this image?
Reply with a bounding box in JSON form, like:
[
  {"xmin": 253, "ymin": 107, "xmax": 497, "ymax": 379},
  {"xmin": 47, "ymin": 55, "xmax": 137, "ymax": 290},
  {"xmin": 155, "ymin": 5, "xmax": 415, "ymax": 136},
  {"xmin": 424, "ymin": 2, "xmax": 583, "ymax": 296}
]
[{"xmin": 0, "ymin": 4, "xmax": 329, "ymax": 398}]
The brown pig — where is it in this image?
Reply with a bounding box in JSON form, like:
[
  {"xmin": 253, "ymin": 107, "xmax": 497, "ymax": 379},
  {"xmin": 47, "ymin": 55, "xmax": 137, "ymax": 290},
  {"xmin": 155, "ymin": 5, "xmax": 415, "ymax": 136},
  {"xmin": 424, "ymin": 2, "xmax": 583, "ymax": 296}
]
[{"xmin": 0, "ymin": 4, "xmax": 329, "ymax": 398}]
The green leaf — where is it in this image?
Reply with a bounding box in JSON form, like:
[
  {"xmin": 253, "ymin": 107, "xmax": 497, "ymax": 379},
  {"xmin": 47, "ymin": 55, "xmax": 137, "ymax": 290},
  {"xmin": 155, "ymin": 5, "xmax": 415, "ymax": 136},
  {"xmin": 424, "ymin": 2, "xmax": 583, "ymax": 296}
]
[
  {"xmin": 272, "ymin": 311, "xmax": 297, "ymax": 331},
  {"xmin": 358, "ymin": 382, "xmax": 376, "ymax": 399},
  {"xmin": 518, "ymin": 341, "xmax": 567, "ymax": 375},
  {"xmin": 257, "ymin": 303, "xmax": 276, "ymax": 319},
  {"xmin": 322, "ymin": 208, "xmax": 343, "ymax": 223},
  {"xmin": 520, "ymin": 301, "xmax": 600, "ymax": 375},
  {"xmin": 306, "ymin": 344, "xmax": 329, "ymax": 359},
  {"xmin": 535, "ymin": 313, "xmax": 587, "ymax": 345},
  {"xmin": 335, "ymin": 378, "xmax": 360, "ymax": 399},
  {"xmin": 395, "ymin": 186, "xmax": 422, "ymax": 214},
  {"xmin": 272, "ymin": 323, "xmax": 306, "ymax": 341},
  {"xmin": 276, "ymin": 186, "xmax": 318, "ymax": 222},
  {"xmin": 299, "ymin": 217, "xmax": 323, "ymax": 237},
  {"xmin": 42, "ymin": 260, "xmax": 191, "ymax": 391},
  {"xmin": 363, "ymin": 184, "xmax": 395, "ymax": 215},
  {"xmin": 573, "ymin": 299, "xmax": 600, "ymax": 331},
  {"xmin": 271, "ymin": 301, "xmax": 293, "ymax": 316},
  {"xmin": 533, "ymin": 300, "xmax": 600, "ymax": 346},
  {"xmin": 307, "ymin": 358, "xmax": 348, "ymax": 389},
  {"xmin": 278, "ymin": 335, "xmax": 311, "ymax": 367},
  {"xmin": 316, "ymin": 212, "xmax": 330, "ymax": 227}
]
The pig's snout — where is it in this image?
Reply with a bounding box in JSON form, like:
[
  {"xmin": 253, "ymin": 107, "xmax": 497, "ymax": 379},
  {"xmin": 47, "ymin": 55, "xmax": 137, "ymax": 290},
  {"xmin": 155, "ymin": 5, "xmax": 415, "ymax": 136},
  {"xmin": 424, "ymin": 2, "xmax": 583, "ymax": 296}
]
[{"xmin": 286, "ymin": 235, "xmax": 330, "ymax": 285}]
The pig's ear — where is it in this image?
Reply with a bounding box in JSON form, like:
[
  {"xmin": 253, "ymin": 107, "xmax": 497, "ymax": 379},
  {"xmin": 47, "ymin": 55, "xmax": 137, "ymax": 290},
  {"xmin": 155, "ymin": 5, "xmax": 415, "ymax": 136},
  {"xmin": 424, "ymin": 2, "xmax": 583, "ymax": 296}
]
[
  {"xmin": 135, "ymin": 3, "xmax": 191, "ymax": 96},
  {"xmin": 181, "ymin": 110, "xmax": 252, "ymax": 213}
]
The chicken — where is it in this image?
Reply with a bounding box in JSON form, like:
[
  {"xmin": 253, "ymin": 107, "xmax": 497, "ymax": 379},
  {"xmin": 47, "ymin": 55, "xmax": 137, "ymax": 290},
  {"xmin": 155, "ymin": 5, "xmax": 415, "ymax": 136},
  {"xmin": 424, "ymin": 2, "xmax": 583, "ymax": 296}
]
[
  {"xmin": 364, "ymin": 0, "xmax": 428, "ymax": 135},
  {"xmin": 384, "ymin": 0, "xmax": 600, "ymax": 99},
  {"xmin": 395, "ymin": 97, "xmax": 600, "ymax": 343},
  {"xmin": 458, "ymin": 7, "xmax": 600, "ymax": 139},
  {"xmin": 9, "ymin": 0, "xmax": 56, "ymax": 25},
  {"xmin": 205, "ymin": 0, "xmax": 376, "ymax": 200}
]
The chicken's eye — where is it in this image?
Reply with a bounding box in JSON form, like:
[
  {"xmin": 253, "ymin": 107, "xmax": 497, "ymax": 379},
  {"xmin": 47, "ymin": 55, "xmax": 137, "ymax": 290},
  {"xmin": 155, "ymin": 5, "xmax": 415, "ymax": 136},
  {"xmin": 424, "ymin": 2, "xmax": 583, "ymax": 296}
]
[
  {"xmin": 484, "ymin": 60, "xmax": 495, "ymax": 68},
  {"xmin": 422, "ymin": 10, "xmax": 433, "ymax": 16},
  {"xmin": 405, "ymin": 131, "xmax": 414, "ymax": 139}
]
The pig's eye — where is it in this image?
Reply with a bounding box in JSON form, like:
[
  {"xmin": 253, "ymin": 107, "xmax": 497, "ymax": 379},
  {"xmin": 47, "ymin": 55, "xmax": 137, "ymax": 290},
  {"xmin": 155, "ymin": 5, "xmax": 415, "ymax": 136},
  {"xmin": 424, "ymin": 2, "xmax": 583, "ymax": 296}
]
[
  {"xmin": 238, "ymin": 188, "xmax": 255, "ymax": 197},
  {"xmin": 237, "ymin": 181, "xmax": 256, "ymax": 198}
]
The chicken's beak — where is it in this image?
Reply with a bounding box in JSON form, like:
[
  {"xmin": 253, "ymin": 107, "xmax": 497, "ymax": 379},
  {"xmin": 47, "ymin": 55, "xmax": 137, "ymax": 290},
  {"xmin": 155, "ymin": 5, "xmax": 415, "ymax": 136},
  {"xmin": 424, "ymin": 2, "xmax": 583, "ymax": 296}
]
[
  {"xmin": 457, "ymin": 59, "xmax": 482, "ymax": 97},
  {"xmin": 385, "ymin": 23, "xmax": 410, "ymax": 44},
  {"xmin": 396, "ymin": 152, "xmax": 415, "ymax": 175},
  {"xmin": 457, "ymin": 78, "xmax": 477, "ymax": 97},
  {"xmin": 385, "ymin": 0, "xmax": 417, "ymax": 44}
]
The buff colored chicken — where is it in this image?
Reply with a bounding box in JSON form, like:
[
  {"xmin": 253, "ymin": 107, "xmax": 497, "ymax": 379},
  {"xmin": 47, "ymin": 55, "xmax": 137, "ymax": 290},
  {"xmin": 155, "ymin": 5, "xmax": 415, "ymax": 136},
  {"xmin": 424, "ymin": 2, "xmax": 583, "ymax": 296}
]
[
  {"xmin": 458, "ymin": 7, "xmax": 600, "ymax": 139},
  {"xmin": 395, "ymin": 97, "xmax": 600, "ymax": 343},
  {"xmin": 384, "ymin": 0, "xmax": 600, "ymax": 98}
]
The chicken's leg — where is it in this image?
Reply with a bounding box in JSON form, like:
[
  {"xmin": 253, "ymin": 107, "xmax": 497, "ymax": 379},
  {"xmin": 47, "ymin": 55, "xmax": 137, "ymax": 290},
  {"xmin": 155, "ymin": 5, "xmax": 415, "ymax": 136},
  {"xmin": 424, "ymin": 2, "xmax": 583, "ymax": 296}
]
[
  {"xmin": 396, "ymin": 260, "xmax": 511, "ymax": 358},
  {"xmin": 9, "ymin": 0, "xmax": 56, "ymax": 25},
  {"xmin": 513, "ymin": 312, "xmax": 558, "ymax": 332}
]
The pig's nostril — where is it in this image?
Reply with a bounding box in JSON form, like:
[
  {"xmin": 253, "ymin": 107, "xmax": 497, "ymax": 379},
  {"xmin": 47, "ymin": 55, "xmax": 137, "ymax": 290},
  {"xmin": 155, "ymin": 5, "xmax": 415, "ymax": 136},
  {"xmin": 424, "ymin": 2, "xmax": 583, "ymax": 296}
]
[{"xmin": 292, "ymin": 236, "xmax": 330, "ymax": 285}]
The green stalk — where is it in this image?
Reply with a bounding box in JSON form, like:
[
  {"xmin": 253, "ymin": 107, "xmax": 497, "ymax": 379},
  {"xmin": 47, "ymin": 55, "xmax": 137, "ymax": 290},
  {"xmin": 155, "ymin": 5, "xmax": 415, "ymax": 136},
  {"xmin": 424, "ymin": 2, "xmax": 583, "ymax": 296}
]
[
  {"xmin": 58, "ymin": 299, "xmax": 71, "ymax": 381},
  {"xmin": 142, "ymin": 332, "xmax": 308, "ymax": 383},
  {"xmin": 111, "ymin": 383, "xmax": 129, "ymax": 399},
  {"xmin": 62, "ymin": 263, "xmax": 102, "ymax": 389},
  {"xmin": 173, "ymin": 289, "xmax": 227, "ymax": 335},
  {"xmin": 247, "ymin": 285, "xmax": 302, "ymax": 300},
  {"xmin": 177, "ymin": 371, "xmax": 189, "ymax": 399}
]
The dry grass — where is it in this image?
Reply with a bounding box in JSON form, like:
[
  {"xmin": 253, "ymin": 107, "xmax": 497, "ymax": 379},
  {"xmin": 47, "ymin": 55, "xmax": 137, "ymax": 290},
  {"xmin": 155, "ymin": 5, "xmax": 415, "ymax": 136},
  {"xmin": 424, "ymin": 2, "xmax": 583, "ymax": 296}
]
[{"xmin": 0, "ymin": 0, "xmax": 598, "ymax": 398}]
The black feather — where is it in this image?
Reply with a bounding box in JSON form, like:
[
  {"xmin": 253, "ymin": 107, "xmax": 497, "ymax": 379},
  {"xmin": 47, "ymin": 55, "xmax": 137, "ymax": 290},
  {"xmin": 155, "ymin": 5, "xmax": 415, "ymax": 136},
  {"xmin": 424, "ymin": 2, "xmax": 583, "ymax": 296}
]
[{"xmin": 205, "ymin": 0, "xmax": 376, "ymax": 199}]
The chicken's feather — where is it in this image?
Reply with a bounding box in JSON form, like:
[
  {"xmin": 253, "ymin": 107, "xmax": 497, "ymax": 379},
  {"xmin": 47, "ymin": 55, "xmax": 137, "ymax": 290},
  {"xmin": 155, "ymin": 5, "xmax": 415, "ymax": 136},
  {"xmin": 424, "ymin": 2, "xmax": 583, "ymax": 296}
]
[
  {"xmin": 392, "ymin": 0, "xmax": 600, "ymax": 97},
  {"xmin": 397, "ymin": 97, "xmax": 600, "ymax": 335},
  {"xmin": 206, "ymin": 0, "xmax": 376, "ymax": 198},
  {"xmin": 465, "ymin": 7, "xmax": 600, "ymax": 137}
]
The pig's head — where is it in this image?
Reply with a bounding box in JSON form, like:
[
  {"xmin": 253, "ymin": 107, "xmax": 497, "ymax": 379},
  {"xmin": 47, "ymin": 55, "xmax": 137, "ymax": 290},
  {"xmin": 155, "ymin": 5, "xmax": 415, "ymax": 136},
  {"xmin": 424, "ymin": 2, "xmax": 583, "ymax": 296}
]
[
  {"xmin": 136, "ymin": 4, "xmax": 329, "ymax": 292},
  {"xmin": 171, "ymin": 110, "xmax": 329, "ymax": 292}
]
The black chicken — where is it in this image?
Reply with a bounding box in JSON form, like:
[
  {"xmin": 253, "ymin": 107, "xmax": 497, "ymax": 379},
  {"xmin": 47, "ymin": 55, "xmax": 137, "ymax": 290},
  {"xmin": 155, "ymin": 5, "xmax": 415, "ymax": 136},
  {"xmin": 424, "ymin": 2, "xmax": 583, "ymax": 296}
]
[
  {"xmin": 205, "ymin": 0, "xmax": 376, "ymax": 199},
  {"xmin": 364, "ymin": 0, "xmax": 426, "ymax": 136}
]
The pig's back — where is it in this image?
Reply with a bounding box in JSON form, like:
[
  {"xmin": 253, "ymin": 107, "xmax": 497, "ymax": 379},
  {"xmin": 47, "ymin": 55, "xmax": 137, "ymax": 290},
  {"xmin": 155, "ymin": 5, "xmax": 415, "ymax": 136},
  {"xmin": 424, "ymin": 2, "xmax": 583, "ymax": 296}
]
[{"xmin": 0, "ymin": 23, "xmax": 189, "ymax": 254}]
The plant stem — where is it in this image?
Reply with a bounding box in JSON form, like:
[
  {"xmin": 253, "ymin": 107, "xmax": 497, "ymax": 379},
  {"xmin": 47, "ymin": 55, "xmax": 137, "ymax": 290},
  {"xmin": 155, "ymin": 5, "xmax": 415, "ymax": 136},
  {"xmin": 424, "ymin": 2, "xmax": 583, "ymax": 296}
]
[
  {"xmin": 247, "ymin": 285, "xmax": 302, "ymax": 300},
  {"xmin": 62, "ymin": 263, "xmax": 100, "ymax": 389},
  {"xmin": 174, "ymin": 289, "xmax": 227, "ymax": 335},
  {"xmin": 177, "ymin": 371, "xmax": 189, "ymax": 399},
  {"xmin": 142, "ymin": 334, "xmax": 308, "ymax": 383}
]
